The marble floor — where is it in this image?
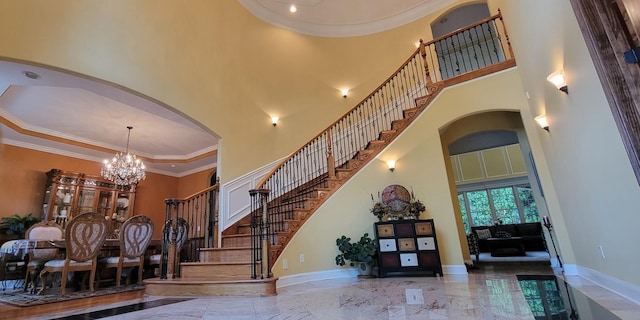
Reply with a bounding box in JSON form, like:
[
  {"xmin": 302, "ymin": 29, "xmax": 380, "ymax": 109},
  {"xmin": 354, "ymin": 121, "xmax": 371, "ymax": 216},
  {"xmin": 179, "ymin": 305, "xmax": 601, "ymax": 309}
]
[{"xmin": 11, "ymin": 263, "xmax": 640, "ymax": 320}]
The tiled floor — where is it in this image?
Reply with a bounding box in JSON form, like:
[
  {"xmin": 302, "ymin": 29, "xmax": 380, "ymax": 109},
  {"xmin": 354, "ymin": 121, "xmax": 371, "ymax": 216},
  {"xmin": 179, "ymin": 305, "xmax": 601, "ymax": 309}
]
[{"xmin": 16, "ymin": 263, "xmax": 640, "ymax": 320}]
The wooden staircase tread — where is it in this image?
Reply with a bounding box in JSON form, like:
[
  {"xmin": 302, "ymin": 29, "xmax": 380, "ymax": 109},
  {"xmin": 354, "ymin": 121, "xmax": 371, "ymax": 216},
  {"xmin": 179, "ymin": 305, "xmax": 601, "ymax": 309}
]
[
  {"xmin": 221, "ymin": 234, "xmax": 252, "ymax": 238},
  {"xmin": 199, "ymin": 246, "xmax": 251, "ymax": 251},
  {"xmin": 182, "ymin": 261, "xmax": 255, "ymax": 266}
]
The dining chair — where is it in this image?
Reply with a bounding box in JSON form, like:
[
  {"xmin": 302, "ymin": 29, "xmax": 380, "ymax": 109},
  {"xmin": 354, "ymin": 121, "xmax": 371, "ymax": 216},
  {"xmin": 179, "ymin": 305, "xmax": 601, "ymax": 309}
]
[
  {"xmin": 38, "ymin": 212, "xmax": 109, "ymax": 296},
  {"xmin": 22, "ymin": 221, "xmax": 64, "ymax": 293},
  {"xmin": 146, "ymin": 217, "xmax": 189, "ymax": 276},
  {"xmin": 99, "ymin": 215, "xmax": 154, "ymax": 287},
  {"xmin": 1, "ymin": 240, "xmax": 27, "ymax": 290}
]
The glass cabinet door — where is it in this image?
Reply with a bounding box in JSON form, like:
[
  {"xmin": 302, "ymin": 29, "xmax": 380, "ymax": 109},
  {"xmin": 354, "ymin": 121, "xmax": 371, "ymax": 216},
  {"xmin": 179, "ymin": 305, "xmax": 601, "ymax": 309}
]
[
  {"xmin": 78, "ymin": 188, "xmax": 97, "ymax": 214},
  {"xmin": 114, "ymin": 193, "xmax": 131, "ymax": 219},
  {"xmin": 54, "ymin": 185, "xmax": 75, "ymax": 225},
  {"xmin": 97, "ymin": 191, "xmax": 114, "ymax": 218}
]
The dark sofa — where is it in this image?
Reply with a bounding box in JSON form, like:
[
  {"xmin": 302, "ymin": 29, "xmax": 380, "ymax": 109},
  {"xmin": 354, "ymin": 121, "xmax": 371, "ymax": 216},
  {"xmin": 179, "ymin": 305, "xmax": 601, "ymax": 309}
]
[{"xmin": 471, "ymin": 222, "xmax": 547, "ymax": 253}]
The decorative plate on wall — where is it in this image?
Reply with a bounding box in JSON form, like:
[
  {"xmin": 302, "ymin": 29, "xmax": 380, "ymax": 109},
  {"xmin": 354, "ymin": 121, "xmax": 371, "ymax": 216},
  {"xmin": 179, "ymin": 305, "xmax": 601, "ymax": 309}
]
[{"xmin": 381, "ymin": 184, "xmax": 411, "ymax": 212}]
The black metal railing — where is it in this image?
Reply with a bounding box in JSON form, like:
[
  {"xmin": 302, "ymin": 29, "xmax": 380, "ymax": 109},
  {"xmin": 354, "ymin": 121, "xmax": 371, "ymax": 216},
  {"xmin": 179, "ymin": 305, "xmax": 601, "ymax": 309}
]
[
  {"xmin": 249, "ymin": 188, "xmax": 270, "ymax": 279},
  {"xmin": 428, "ymin": 13, "xmax": 513, "ymax": 81},
  {"xmin": 158, "ymin": 184, "xmax": 218, "ymax": 279}
]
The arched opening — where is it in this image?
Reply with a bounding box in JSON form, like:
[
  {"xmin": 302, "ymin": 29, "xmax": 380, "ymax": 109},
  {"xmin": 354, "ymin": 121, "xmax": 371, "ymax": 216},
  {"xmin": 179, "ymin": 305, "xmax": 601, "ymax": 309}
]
[{"xmin": 441, "ymin": 111, "xmax": 550, "ymax": 266}]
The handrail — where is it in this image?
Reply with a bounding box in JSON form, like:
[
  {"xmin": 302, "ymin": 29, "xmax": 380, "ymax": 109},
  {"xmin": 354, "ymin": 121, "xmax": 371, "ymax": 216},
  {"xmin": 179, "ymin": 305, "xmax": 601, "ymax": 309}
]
[
  {"xmin": 159, "ymin": 183, "xmax": 219, "ymax": 279},
  {"xmin": 258, "ymin": 12, "xmax": 512, "ymax": 195},
  {"xmin": 255, "ymin": 46, "xmax": 423, "ymax": 189},
  {"xmin": 249, "ymin": 11, "xmax": 514, "ymax": 275},
  {"xmin": 429, "ymin": 12, "xmax": 502, "ymax": 44}
]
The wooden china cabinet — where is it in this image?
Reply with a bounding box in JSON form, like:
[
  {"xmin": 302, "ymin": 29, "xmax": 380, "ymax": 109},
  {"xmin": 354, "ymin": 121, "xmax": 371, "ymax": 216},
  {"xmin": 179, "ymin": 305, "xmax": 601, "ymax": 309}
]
[{"xmin": 41, "ymin": 169, "xmax": 135, "ymax": 235}]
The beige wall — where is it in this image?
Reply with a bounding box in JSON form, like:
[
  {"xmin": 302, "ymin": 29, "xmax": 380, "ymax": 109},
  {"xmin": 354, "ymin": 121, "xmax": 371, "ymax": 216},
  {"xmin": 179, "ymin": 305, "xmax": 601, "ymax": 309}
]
[
  {"xmin": 0, "ymin": 0, "xmax": 476, "ymax": 184},
  {"xmin": 490, "ymin": 0, "xmax": 640, "ymax": 285},
  {"xmin": 273, "ymin": 69, "xmax": 534, "ymax": 276},
  {"xmin": 2, "ymin": 0, "xmax": 638, "ymax": 288}
]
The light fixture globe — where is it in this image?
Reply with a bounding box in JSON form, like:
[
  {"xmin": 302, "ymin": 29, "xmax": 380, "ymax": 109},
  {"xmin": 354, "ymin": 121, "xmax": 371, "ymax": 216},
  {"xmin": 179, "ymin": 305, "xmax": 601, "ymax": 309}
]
[
  {"xmin": 101, "ymin": 126, "xmax": 146, "ymax": 186},
  {"xmin": 547, "ymin": 70, "xmax": 568, "ymax": 94}
]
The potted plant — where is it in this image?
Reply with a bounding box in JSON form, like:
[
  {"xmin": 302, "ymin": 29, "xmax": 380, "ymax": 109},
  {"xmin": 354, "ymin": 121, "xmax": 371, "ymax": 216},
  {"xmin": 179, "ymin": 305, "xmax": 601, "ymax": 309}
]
[
  {"xmin": 0, "ymin": 213, "xmax": 41, "ymax": 239},
  {"xmin": 335, "ymin": 233, "xmax": 377, "ymax": 275}
]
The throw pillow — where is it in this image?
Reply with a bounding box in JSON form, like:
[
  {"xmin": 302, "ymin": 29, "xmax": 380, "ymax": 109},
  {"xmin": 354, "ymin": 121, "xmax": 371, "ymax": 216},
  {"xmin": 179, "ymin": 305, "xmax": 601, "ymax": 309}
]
[
  {"xmin": 476, "ymin": 228, "xmax": 492, "ymax": 239},
  {"xmin": 495, "ymin": 230, "xmax": 512, "ymax": 238}
]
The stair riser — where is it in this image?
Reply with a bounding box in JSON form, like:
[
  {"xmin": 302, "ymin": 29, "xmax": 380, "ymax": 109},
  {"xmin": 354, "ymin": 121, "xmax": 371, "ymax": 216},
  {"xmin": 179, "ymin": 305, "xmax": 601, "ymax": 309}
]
[
  {"xmin": 200, "ymin": 249, "xmax": 251, "ymax": 262},
  {"xmin": 144, "ymin": 281, "xmax": 276, "ymax": 297},
  {"xmin": 237, "ymin": 225, "xmax": 251, "ymax": 234},
  {"xmin": 181, "ymin": 264, "xmax": 254, "ymax": 280},
  {"xmin": 222, "ymin": 236, "xmax": 252, "ymax": 247}
]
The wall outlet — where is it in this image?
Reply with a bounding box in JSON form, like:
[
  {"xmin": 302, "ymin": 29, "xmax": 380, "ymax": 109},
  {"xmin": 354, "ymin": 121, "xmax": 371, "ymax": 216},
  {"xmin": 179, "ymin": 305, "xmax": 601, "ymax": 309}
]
[
  {"xmin": 299, "ymin": 253, "xmax": 304, "ymax": 263},
  {"xmin": 599, "ymin": 245, "xmax": 606, "ymax": 260},
  {"xmin": 197, "ymin": 226, "xmax": 201, "ymax": 232},
  {"xmin": 405, "ymin": 288, "xmax": 424, "ymax": 304},
  {"xmin": 283, "ymin": 259, "xmax": 288, "ymax": 270}
]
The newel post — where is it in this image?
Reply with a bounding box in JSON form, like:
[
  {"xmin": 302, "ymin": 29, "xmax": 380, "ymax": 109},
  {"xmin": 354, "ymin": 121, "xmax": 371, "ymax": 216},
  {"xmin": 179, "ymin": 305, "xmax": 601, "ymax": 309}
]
[
  {"xmin": 419, "ymin": 39, "xmax": 433, "ymax": 86},
  {"xmin": 326, "ymin": 129, "xmax": 336, "ymax": 179}
]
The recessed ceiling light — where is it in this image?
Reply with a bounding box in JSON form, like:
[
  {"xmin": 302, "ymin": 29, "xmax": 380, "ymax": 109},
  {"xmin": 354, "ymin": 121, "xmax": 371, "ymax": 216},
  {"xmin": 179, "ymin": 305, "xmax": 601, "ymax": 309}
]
[
  {"xmin": 170, "ymin": 164, "xmax": 176, "ymax": 168},
  {"xmin": 289, "ymin": 4, "xmax": 297, "ymax": 13},
  {"xmin": 23, "ymin": 71, "xmax": 41, "ymax": 79}
]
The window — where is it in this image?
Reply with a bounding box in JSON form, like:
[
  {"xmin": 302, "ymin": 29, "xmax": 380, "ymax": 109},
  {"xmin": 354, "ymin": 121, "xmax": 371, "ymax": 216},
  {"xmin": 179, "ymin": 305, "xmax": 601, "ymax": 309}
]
[{"xmin": 458, "ymin": 180, "xmax": 539, "ymax": 234}]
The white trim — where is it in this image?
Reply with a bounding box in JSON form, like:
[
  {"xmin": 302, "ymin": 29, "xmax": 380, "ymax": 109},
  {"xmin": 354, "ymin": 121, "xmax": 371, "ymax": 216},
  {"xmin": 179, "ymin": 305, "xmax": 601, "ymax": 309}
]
[
  {"xmin": 442, "ymin": 264, "xmax": 468, "ymax": 275},
  {"xmin": 219, "ymin": 157, "xmax": 284, "ymax": 232},
  {"xmin": 276, "ymin": 265, "xmax": 467, "ymax": 289},
  {"xmin": 276, "ymin": 268, "xmax": 358, "ymax": 288},
  {"xmin": 1, "ymin": 138, "xmax": 216, "ymax": 178},
  {"xmin": 575, "ymin": 265, "xmax": 640, "ymax": 305},
  {"xmin": 238, "ymin": 0, "xmax": 458, "ymax": 37}
]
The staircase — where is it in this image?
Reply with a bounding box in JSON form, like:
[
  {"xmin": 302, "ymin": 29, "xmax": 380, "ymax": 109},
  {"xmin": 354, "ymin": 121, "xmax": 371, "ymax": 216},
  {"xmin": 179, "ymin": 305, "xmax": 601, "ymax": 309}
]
[
  {"xmin": 144, "ymin": 215, "xmax": 278, "ymax": 296},
  {"xmin": 144, "ymin": 12, "xmax": 515, "ymax": 297}
]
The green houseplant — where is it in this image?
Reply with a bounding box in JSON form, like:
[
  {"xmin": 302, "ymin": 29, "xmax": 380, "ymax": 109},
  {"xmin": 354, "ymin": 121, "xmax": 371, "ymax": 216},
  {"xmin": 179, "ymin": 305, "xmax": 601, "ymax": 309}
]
[
  {"xmin": 335, "ymin": 233, "xmax": 377, "ymax": 273},
  {"xmin": 0, "ymin": 213, "xmax": 41, "ymax": 238}
]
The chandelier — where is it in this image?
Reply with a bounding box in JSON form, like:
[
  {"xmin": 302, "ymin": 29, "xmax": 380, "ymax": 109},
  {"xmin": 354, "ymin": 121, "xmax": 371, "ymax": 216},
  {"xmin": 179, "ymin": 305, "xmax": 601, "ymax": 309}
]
[{"xmin": 101, "ymin": 126, "xmax": 146, "ymax": 186}]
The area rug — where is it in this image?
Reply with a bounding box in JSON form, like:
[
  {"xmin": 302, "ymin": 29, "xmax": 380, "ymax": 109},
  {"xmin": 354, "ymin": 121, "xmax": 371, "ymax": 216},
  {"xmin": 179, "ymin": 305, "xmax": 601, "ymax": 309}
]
[{"xmin": 0, "ymin": 284, "xmax": 144, "ymax": 307}]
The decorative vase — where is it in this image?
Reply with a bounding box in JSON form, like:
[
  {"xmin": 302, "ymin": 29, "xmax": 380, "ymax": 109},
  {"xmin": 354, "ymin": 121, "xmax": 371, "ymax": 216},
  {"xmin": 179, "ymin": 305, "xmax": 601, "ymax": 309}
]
[{"xmin": 63, "ymin": 193, "xmax": 71, "ymax": 204}]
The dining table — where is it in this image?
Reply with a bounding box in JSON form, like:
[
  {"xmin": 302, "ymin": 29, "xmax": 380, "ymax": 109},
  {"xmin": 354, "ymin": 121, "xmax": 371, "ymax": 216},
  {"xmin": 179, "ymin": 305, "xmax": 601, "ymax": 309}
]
[{"xmin": 2, "ymin": 238, "xmax": 161, "ymax": 293}]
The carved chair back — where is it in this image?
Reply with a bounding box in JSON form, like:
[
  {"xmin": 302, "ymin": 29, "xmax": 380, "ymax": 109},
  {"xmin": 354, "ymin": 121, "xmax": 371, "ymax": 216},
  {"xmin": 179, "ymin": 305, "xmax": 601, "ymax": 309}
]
[
  {"xmin": 119, "ymin": 215, "xmax": 154, "ymax": 259},
  {"xmin": 65, "ymin": 212, "xmax": 109, "ymax": 262},
  {"xmin": 25, "ymin": 221, "xmax": 63, "ymax": 261}
]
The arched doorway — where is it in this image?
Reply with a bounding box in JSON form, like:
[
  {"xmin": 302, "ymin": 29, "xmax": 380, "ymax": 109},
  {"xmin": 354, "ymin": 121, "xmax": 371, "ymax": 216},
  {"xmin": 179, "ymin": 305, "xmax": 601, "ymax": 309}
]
[{"xmin": 441, "ymin": 111, "xmax": 550, "ymax": 266}]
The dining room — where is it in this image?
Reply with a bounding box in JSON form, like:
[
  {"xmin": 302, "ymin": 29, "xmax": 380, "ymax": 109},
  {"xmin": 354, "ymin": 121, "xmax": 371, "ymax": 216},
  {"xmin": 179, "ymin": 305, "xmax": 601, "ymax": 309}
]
[{"xmin": 0, "ymin": 212, "xmax": 159, "ymax": 309}]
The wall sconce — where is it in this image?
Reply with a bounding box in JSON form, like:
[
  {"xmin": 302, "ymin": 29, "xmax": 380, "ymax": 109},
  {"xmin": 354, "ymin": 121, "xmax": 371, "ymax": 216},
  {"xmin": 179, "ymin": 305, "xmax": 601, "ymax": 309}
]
[
  {"xmin": 547, "ymin": 70, "xmax": 568, "ymax": 94},
  {"xmin": 386, "ymin": 160, "xmax": 396, "ymax": 172},
  {"xmin": 341, "ymin": 89, "xmax": 349, "ymax": 98},
  {"xmin": 271, "ymin": 116, "xmax": 279, "ymax": 127},
  {"xmin": 535, "ymin": 115, "xmax": 550, "ymax": 132}
]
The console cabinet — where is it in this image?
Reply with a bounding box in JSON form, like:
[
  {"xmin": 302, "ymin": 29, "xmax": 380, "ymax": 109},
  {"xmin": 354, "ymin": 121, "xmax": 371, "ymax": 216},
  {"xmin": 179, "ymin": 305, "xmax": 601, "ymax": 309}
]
[
  {"xmin": 42, "ymin": 169, "xmax": 135, "ymax": 232},
  {"xmin": 374, "ymin": 219, "xmax": 442, "ymax": 277}
]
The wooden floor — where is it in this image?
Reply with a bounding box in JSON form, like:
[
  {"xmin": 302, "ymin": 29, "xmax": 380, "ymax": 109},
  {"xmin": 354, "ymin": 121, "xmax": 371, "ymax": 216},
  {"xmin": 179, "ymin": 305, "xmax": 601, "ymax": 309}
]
[{"xmin": 0, "ymin": 289, "xmax": 145, "ymax": 319}]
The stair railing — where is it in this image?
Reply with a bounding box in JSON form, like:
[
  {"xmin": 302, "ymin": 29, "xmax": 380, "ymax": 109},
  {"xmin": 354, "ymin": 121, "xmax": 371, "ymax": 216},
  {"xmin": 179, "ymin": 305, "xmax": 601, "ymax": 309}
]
[
  {"xmin": 256, "ymin": 11, "xmax": 513, "ymax": 201},
  {"xmin": 249, "ymin": 188, "xmax": 271, "ymax": 279},
  {"xmin": 246, "ymin": 11, "xmax": 514, "ymax": 275},
  {"xmin": 160, "ymin": 184, "xmax": 219, "ymax": 279}
]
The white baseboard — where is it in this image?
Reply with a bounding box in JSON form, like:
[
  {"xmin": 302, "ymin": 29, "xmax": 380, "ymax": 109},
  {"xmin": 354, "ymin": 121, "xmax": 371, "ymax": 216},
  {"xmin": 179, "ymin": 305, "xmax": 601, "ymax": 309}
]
[
  {"xmin": 443, "ymin": 264, "xmax": 468, "ymax": 275},
  {"xmin": 576, "ymin": 265, "xmax": 640, "ymax": 305},
  {"xmin": 276, "ymin": 265, "xmax": 467, "ymax": 289},
  {"xmin": 276, "ymin": 269, "xmax": 357, "ymax": 288}
]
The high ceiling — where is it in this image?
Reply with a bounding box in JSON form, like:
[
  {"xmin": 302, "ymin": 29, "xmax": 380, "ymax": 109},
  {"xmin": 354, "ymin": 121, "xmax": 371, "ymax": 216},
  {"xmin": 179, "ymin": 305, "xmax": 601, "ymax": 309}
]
[{"xmin": 0, "ymin": 0, "xmax": 450, "ymax": 177}]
